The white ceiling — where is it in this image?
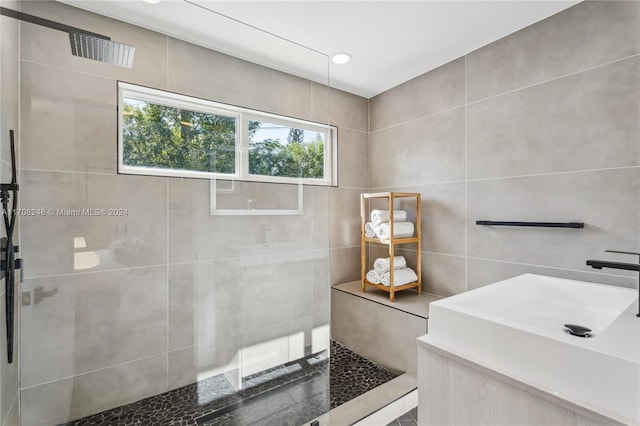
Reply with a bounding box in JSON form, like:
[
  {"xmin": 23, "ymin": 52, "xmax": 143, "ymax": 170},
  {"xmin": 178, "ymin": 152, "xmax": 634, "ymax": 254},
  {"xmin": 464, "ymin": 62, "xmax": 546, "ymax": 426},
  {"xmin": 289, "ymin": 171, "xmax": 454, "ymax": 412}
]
[{"xmin": 60, "ymin": 0, "xmax": 579, "ymax": 98}]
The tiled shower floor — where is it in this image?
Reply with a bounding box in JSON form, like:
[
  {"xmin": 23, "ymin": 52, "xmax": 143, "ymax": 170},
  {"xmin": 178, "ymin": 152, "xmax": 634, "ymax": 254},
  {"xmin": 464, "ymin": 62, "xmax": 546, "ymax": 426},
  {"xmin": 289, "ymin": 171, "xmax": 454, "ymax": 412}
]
[{"xmin": 61, "ymin": 341, "xmax": 397, "ymax": 426}]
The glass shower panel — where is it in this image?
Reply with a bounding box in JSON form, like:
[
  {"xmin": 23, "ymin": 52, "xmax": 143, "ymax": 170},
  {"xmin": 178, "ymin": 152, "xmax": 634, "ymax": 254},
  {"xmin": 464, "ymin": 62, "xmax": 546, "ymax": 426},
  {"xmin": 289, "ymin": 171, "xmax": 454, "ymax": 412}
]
[{"xmin": 17, "ymin": 1, "xmax": 331, "ymax": 425}]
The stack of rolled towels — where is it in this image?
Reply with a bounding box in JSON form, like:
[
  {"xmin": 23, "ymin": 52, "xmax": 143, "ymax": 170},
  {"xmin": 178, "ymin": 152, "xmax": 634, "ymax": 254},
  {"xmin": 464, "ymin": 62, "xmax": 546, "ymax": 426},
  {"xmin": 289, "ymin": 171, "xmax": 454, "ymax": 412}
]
[
  {"xmin": 365, "ymin": 255, "xmax": 418, "ymax": 287},
  {"xmin": 364, "ymin": 209, "xmax": 414, "ymax": 240}
]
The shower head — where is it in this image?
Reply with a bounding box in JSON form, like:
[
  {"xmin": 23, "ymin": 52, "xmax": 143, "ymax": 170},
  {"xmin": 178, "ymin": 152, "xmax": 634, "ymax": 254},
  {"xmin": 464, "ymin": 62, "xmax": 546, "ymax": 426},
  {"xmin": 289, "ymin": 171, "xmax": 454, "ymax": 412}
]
[
  {"xmin": 0, "ymin": 6, "xmax": 135, "ymax": 68},
  {"xmin": 69, "ymin": 32, "xmax": 135, "ymax": 68}
]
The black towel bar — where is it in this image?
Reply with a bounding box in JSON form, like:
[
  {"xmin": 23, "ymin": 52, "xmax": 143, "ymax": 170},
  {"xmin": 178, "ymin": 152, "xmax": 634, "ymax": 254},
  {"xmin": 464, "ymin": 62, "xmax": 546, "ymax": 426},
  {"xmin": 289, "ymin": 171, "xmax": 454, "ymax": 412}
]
[{"xmin": 476, "ymin": 221, "xmax": 584, "ymax": 229}]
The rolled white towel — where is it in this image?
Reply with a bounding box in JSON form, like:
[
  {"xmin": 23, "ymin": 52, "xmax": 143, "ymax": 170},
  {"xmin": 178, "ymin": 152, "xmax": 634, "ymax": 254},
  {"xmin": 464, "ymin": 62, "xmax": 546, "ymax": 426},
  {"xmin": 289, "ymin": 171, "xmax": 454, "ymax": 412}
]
[
  {"xmin": 381, "ymin": 268, "xmax": 418, "ymax": 287},
  {"xmin": 364, "ymin": 222, "xmax": 377, "ymax": 238},
  {"xmin": 373, "ymin": 256, "xmax": 407, "ymax": 274},
  {"xmin": 376, "ymin": 221, "xmax": 414, "ymax": 240},
  {"xmin": 366, "ymin": 270, "xmax": 382, "ymax": 284},
  {"xmin": 371, "ymin": 209, "xmax": 407, "ymax": 226}
]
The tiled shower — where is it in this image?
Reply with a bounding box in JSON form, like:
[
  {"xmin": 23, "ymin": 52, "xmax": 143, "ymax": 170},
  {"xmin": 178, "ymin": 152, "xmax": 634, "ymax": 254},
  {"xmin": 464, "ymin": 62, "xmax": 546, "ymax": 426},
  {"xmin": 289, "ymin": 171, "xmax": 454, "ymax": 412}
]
[{"xmin": 3, "ymin": 1, "xmax": 368, "ymax": 424}]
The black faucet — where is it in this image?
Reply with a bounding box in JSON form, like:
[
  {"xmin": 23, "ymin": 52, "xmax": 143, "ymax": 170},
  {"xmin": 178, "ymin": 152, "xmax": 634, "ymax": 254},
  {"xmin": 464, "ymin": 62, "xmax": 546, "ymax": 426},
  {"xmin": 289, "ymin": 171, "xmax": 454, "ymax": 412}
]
[{"xmin": 586, "ymin": 250, "xmax": 640, "ymax": 318}]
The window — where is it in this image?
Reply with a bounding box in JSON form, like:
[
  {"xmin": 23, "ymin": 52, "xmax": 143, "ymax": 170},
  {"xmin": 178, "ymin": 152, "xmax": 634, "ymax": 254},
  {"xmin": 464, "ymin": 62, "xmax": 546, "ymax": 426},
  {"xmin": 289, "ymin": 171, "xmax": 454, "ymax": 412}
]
[{"xmin": 118, "ymin": 83, "xmax": 336, "ymax": 185}]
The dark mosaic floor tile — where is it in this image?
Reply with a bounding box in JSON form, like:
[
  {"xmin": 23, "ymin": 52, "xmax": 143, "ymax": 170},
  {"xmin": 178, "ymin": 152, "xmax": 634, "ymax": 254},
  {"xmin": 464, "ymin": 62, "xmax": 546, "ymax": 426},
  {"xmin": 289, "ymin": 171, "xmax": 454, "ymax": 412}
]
[
  {"xmin": 329, "ymin": 341, "xmax": 397, "ymax": 409},
  {"xmin": 61, "ymin": 340, "xmax": 397, "ymax": 426}
]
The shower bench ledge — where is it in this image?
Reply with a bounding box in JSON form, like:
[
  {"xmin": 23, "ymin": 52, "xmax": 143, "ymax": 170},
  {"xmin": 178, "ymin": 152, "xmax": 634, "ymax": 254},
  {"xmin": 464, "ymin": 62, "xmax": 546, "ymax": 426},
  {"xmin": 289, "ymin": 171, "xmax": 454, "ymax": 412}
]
[{"xmin": 331, "ymin": 281, "xmax": 442, "ymax": 376}]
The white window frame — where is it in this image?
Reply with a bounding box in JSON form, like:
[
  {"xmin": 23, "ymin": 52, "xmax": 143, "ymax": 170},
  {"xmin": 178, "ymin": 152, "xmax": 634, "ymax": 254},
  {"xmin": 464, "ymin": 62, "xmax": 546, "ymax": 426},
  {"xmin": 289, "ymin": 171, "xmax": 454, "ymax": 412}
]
[{"xmin": 118, "ymin": 82, "xmax": 337, "ymax": 186}]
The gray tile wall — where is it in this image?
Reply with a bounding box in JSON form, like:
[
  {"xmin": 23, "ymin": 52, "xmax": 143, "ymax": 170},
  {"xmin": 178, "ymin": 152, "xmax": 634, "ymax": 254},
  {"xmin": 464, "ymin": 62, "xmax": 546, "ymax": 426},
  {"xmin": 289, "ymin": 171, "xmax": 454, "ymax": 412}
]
[
  {"xmin": 0, "ymin": 0, "xmax": 20, "ymax": 424},
  {"xmin": 369, "ymin": 1, "xmax": 640, "ymax": 296},
  {"xmin": 17, "ymin": 1, "xmax": 368, "ymax": 424}
]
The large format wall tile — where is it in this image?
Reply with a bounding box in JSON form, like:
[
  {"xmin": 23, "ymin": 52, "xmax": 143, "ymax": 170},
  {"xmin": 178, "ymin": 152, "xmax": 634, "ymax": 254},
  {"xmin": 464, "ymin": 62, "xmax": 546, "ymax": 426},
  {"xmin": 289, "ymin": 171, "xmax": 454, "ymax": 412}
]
[
  {"xmin": 168, "ymin": 341, "xmax": 240, "ymax": 391},
  {"xmin": 337, "ymin": 128, "xmax": 369, "ymax": 189},
  {"xmin": 20, "ymin": 354, "xmax": 167, "ymax": 426},
  {"xmin": 369, "ymin": 58, "xmax": 465, "ymax": 131},
  {"xmin": 419, "ymin": 251, "xmax": 466, "ymax": 297},
  {"xmin": 330, "ymin": 187, "xmax": 363, "ymax": 248},
  {"xmin": 241, "ymin": 261, "xmax": 293, "ymax": 334},
  {"xmin": 168, "ymin": 38, "xmax": 312, "ymax": 121},
  {"xmin": 312, "ymin": 186, "xmax": 330, "ymax": 250},
  {"xmin": 376, "ymin": 182, "xmax": 466, "ymax": 256},
  {"xmin": 330, "ymin": 247, "xmax": 360, "ymax": 285},
  {"xmin": 20, "ymin": 170, "xmax": 167, "ymax": 278},
  {"xmin": 20, "ymin": 61, "xmax": 117, "ymax": 173},
  {"xmin": 168, "ymin": 263, "xmax": 196, "ymax": 351},
  {"xmin": 193, "ymin": 258, "xmax": 242, "ymax": 341},
  {"xmin": 312, "ymin": 250, "xmax": 330, "ymax": 325},
  {"xmin": 466, "ymin": 257, "xmax": 638, "ymax": 291},
  {"xmin": 20, "ymin": 1, "xmax": 168, "ymax": 89},
  {"xmin": 2, "ymin": 395, "xmax": 19, "ymax": 426},
  {"xmin": 466, "ymin": 1, "xmax": 640, "ymax": 102},
  {"xmin": 20, "ymin": 266, "xmax": 167, "ymax": 388},
  {"xmin": 311, "ymin": 83, "xmax": 369, "ymax": 132},
  {"xmin": 168, "ymin": 178, "xmax": 316, "ymax": 263},
  {"xmin": 467, "ymin": 57, "xmax": 640, "ymax": 179},
  {"xmin": 241, "ymin": 321, "xmax": 291, "ymax": 377},
  {"xmin": 370, "ymin": 107, "xmax": 465, "ymax": 188},
  {"xmin": 467, "ymin": 168, "xmax": 640, "ymax": 274},
  {"xmin": 1, "ymin": 8, "xmax": 19, "ymax": 167}
]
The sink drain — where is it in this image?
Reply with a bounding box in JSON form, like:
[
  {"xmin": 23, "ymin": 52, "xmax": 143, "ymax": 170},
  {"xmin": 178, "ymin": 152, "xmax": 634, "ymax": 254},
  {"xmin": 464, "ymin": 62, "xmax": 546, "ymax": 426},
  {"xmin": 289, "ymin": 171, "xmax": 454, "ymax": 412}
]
[{"xmin": 563, "ymin": 323, "xmax": 592, "ymax": 338}]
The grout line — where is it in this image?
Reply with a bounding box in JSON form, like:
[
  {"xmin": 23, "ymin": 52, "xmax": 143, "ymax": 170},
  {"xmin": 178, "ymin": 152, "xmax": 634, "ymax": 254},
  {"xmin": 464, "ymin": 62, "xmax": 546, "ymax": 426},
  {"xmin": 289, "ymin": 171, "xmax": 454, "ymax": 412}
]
[
  {"xmin": 20, "ymin": 166, "xmax": 638, "ymax": 189},
  {"xmin": 1, "ymin": 391, "xmax": 19, "ymax": 426},
  {"xmin": 24, "ymin": 246, "xmax": 639, "ymax": 283},
  {"xmin": 371, "ymin": 165, "xmax": 640, "ymax": 191},
  {"xmin": 23, "ymin": 263, "xmax": 170, "ymax": 280},
  {"xmin": 20, "ymin": 167, "xmax": 117, "ymax": 176},
  {"xmin": 465, "ymin": 165, "xmax": 640, "ymax": 183},
  {"xmin": 338, "ymin": 125, "xmax": 368, "ymax": 135},
  {"xmin": 465, "ymin": 256, "xmax": 639, "ymax": 280},
  {"xmin": 19, "ymin": 58, "xmax": 117, "ymax": 82},
  {"xmin": 165, "ymin": 34, "xmax": 169, "ymax": 89},
  {"xmin": 332, "ymin": 286, "xmax": 428, "ymax": 320},
  {"xmin": 20, "ymin": 352, "xmax": 168, "ymax": 391},
  {"xmin": 165, "ymin": 177, "xmax": 170, "ymax": 390},
  {"xmin": 463, "ymin": 54, "xmax": 469, "ymax": 293},
  {"xmin": 395, "ymin": 247, "xmax": 465, "ymax": 259},
  {"xmin": 334, "ymin": 185, "xmax": 370, "ymax": 191},
  {"xmin": 23, "ymin": 247, "xmax": 336, "ymax": 281},
  {"xmin": 367, "ymin": 97, "xmax": 371, "ymax": 194},
  {"xmin": 369, "ymin": 104, "xmax": 465, "ymax": 134},
  {"xmin": 466, "ymin": 53, "xmax": 640, "ymax": 107}
]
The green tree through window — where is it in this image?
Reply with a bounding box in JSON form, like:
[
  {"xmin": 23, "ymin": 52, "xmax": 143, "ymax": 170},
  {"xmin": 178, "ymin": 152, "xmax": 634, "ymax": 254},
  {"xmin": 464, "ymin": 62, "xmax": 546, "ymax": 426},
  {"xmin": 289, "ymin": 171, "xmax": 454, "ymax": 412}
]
[
  {"xmin": 122, "ymin": 100, "xmax": 236, "ymax": 174},
  {"xmin": 248, "ymin": 120, "xmax": 325, "ymax": 179}
]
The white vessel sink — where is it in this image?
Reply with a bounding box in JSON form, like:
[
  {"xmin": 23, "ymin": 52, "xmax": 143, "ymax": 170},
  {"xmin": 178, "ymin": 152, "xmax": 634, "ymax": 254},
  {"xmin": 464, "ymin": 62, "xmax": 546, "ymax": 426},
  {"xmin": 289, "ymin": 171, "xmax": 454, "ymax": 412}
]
[{"xmin": 427, "ymin": 274, "xmax": 640, "ymax": 424}]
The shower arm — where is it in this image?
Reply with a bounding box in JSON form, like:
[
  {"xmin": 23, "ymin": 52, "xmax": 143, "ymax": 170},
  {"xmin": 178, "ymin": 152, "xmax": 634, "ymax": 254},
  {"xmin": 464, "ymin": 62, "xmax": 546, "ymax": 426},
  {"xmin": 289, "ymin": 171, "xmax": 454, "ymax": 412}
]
[{"xmin": 0, "ymin": 7, "xmax": 110, "ymax": 40}]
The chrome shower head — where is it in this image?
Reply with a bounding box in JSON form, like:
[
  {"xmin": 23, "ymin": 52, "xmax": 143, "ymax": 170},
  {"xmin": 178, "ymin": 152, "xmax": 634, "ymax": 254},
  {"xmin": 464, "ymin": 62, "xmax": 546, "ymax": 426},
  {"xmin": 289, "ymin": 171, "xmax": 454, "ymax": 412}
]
[{"xmin": 69, "ymin": 32, "xmax": 135, "ymax": 68}]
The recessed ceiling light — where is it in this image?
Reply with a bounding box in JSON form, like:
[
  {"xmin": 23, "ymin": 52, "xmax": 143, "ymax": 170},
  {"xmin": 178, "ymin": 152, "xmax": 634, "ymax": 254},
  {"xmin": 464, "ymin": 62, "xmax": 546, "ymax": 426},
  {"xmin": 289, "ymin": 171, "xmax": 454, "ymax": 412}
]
[
  {"xmin": 331, "ymin": 52, "xmax": 352, "ymax": 65},
  {"xmin": 141, "ymin": 0, "xmax": 161, "ymax": 4}
]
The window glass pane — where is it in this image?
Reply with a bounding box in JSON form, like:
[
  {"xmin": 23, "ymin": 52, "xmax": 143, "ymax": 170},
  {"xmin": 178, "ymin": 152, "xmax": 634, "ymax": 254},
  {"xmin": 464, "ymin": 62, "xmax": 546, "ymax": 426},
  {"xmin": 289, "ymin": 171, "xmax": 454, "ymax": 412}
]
[
  {"xmin": 122, "ymin": 98, "xmax": 236, "ymax": 174},
  {"xmin": 248, "ymin": 120, "xmax": 325, "ymax": 179}
]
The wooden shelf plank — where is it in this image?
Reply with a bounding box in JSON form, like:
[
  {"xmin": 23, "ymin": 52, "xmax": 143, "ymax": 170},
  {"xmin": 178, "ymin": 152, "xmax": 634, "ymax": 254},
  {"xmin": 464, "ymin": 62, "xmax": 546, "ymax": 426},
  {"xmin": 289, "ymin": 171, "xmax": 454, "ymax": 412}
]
[
  {"xmin": 362, "ymin": 192, "xmax": 420, "ymax": 199},
  {"xmin": 363, "ymin": 237, "xmax": 419, "ymax": 244},
  {"xmin": 363, "ymin": 280, "xmax": 421, "ymax": 292}
]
